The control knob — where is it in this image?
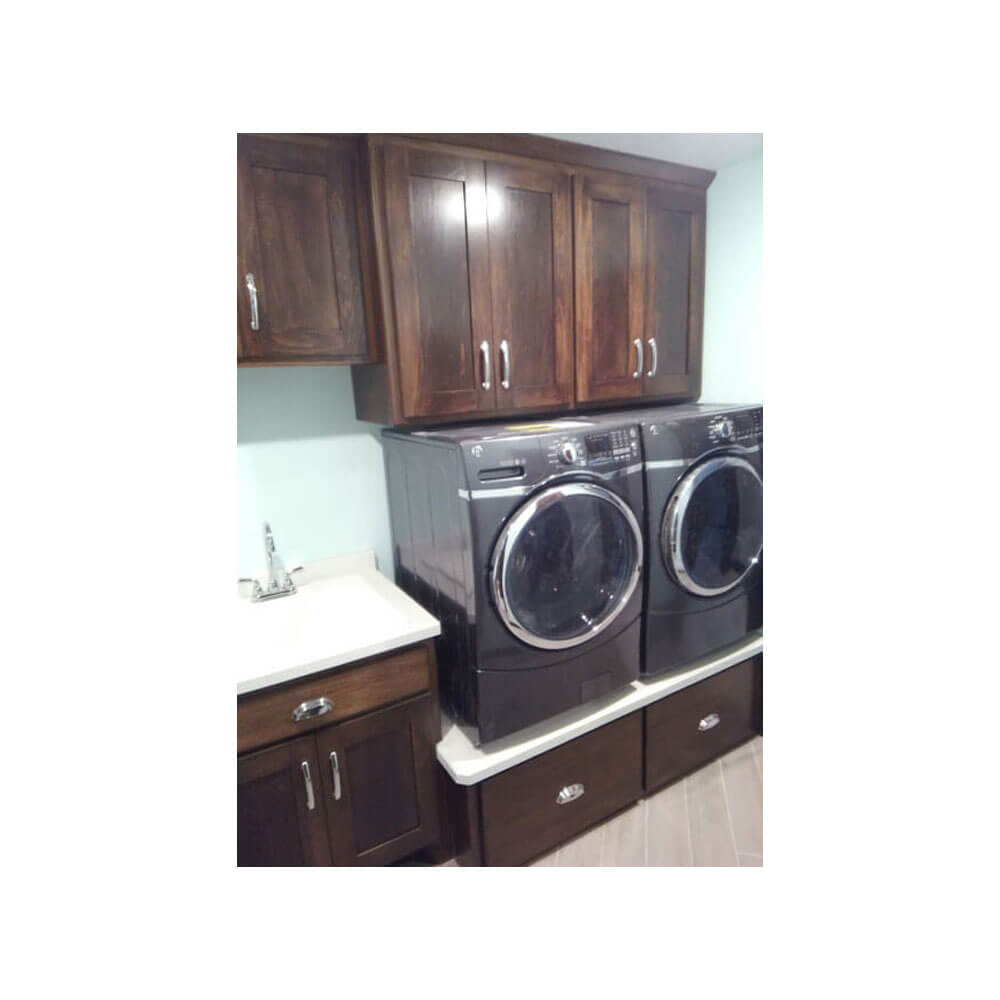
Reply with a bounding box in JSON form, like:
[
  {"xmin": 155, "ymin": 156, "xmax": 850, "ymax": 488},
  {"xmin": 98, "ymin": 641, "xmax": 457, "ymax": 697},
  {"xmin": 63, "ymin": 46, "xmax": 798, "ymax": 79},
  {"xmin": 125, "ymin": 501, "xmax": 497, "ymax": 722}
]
[
  {"xmin": 560, "ymin": 441, "xmax": 580, "ymax": 464},
  {"xmin": 719, "ymin": 419, "xmax": 734, "ymax": 440}
]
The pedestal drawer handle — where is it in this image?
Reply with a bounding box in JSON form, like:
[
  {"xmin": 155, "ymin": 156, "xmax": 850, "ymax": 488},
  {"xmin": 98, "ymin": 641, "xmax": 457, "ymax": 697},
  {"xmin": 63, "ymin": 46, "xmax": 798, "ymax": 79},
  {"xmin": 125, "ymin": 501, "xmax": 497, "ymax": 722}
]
[
  {"xmin": 556, "ymin": 783, "xmax": 585, "ymax": 805},
  {"xmin": 291, "ymin": 697, "xmax": 333, "ymax": 722},
  {"xmin": 698, "ymin": 713, "xmax": 720, "ymax": 732}
]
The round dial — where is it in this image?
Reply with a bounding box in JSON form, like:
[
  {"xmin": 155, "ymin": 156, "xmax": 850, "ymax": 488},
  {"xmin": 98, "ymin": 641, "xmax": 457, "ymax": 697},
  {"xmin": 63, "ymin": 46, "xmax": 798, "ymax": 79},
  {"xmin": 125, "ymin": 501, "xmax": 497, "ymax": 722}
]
[
  {"xmin": 560, "ymin": 442, "xmax": 580, "ymax": 464},
  {"xmin": 719, "ymin": 419, "xmax": 734, "ymax": 440}
]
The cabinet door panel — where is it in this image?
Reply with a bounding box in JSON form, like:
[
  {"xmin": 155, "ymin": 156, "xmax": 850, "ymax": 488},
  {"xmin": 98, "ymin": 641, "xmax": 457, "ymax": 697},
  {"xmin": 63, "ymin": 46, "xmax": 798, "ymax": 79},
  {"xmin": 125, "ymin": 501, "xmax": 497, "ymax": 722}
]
[
  {"xmin": 316, "ymin": 695, "xmax": 439, "ymax": 866},
  {"xmin": 575, "ymin": 174, "xmax": 646, "ymax": 402},
  {"xmin": 237, "ymin": 135, "xmax": 372, "ymax": 363},
  {"xmin": 643, "ymin": 182, "xmax": 705, "ymax": 398},
  {"xmin": 486, "ymin": 162, "xmax": 573, "ymax": 410},
  {"xmin": 384, "ymin": 145, "xmax": 495, "ymax": 419},
  {"xmin": 237, "ymin": 736, "xmax": 331, "ymax": 867}
]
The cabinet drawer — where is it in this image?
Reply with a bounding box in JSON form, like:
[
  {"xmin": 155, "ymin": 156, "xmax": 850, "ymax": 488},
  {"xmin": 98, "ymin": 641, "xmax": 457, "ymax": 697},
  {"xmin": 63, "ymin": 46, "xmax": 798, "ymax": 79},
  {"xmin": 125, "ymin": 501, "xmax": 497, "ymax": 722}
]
[
  {"xmin": 479, "ymin": 712, "xmax": 643, "ymax": 866},
  {"xmin": 237, "ymin": 644, "xmax": 431, "ymax": 754},
  {"xmin": 644, "ymin": 656, "xmax": 759, "ymax": 792}
]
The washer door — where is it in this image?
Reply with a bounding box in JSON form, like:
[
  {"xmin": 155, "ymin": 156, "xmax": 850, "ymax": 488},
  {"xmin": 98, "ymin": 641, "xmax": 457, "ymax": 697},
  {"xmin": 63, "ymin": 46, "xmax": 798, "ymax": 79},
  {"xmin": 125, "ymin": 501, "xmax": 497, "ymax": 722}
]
[
  {"xmin": 662, "ymin": 455, "xmax": 763, "ymax": 598},
  {"xmin": 491, "ymin": 482, "xmax": 643, "ymax": 650}
]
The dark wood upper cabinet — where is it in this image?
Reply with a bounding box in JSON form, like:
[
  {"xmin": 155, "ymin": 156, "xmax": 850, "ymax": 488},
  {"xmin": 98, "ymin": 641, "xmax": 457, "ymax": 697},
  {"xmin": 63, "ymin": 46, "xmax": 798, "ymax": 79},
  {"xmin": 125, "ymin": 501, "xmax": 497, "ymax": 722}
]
[
  {"xmin": 237, "ymin": 736, "xmax": 332, "ymax": 867},
  {"xmin": 642, "ymin": 181, "xmax": 706, "ymax": 399},
  {"xmin": 314, "ymin": 695, "xmax": 440, "ymax": 866},
  {"xmin": 381, "ymin": 145, "xmax": 495, "ymax": 419},
  {"xmin": 237, "ymin": 134, "xmax": 375, "ymax": 365},
  {"xmin": 485, "ymin": 161, "xmax": 574, "ymax": 410},
  {"xmin": 574, "ymin": 173, "xmax": 647, "ymax": 403}
]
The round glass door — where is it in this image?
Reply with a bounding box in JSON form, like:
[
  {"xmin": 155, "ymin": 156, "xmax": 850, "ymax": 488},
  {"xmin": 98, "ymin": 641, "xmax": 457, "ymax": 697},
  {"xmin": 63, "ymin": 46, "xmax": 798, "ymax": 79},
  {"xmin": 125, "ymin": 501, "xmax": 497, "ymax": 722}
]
[
  {"xmin": 491, "ymin": 482, "xmax": 643, "ymax": 650},
  {"xmin": 662, "ymin": 455, "xmax": 763, "ymax": 597}
]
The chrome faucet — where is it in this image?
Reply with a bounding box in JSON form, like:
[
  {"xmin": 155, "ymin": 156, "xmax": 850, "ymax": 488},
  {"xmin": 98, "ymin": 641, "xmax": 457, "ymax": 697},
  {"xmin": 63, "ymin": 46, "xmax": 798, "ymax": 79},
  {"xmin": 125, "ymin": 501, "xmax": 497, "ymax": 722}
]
[{"xmin": 239, "ymin": 522, "xmax": 303, "ymax": 602}]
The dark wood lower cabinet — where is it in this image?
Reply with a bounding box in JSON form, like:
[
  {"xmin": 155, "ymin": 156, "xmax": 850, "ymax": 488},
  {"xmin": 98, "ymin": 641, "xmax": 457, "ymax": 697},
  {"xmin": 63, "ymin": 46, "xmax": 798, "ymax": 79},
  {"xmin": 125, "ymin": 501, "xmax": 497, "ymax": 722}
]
[
  {"xmin": 237, "ymin": 690, "xmax": 440, "ymax": 867},
  {"xmin": 315, "ymin": 695, "xmax": 439, "ymax": 866},
  {"xmin": 237, "ymin": 736, "xmax": 332, "ymax": 867}
]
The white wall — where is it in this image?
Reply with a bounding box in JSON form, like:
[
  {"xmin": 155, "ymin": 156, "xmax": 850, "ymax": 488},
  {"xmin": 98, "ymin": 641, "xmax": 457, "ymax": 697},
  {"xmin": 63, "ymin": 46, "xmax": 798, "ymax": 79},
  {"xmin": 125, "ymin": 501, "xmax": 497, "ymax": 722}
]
[
  {"xmin": 701, "ymin": 154, "xmax": 763, "ymax": 403},
  {"xmin": 236, "ymin": 151, "xmax": 763, "ymax": 576}
]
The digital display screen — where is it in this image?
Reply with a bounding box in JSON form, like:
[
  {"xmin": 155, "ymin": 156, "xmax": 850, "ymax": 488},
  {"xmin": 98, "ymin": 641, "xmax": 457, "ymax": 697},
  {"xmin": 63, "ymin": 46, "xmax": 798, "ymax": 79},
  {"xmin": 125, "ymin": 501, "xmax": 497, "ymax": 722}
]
[{"xmin": 586, "ymin": 433, "xmax": 612, "ymax": 454}]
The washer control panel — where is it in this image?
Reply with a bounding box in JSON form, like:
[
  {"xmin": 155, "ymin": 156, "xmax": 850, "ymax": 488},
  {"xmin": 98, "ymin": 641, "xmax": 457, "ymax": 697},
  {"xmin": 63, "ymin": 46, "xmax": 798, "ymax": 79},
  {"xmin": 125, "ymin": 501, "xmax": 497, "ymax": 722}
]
[
  {"xmin": 545, "ymin": 425, "xmax": 640, "ymax": 468},
  {"xmin": 708, "ymin": 409, "xmax": 763, "ymax": 447}
]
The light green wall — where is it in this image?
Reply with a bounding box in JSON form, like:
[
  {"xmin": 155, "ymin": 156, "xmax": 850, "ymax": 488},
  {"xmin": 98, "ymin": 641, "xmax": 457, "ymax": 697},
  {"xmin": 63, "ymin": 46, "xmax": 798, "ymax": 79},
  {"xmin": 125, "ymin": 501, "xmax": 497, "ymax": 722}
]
[
  {"xmin": 236, "ymin": 153, "xmax": 763, "ymax": 575},
  {"xmin": 702, "ymin": 154, "xmax": 763, "ymax": 403},
  {"xmin": 237, "ymin": 367, "xmax": 392, "ymax": 577}
]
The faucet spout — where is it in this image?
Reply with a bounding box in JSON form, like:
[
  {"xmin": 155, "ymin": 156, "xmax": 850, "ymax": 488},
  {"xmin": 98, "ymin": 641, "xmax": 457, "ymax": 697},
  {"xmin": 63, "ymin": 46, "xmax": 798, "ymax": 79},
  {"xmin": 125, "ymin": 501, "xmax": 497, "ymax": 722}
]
[{"xmin": 263, "ymin": 522, "xmax": 286, "ymax": 592}]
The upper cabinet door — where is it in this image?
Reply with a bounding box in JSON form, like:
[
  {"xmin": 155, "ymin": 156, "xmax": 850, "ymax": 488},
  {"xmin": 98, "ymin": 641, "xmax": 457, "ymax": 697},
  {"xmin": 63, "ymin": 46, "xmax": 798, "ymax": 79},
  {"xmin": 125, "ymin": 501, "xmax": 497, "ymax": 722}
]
[
  {"xmin": 642, "ymin": 182, "xmax": 706, "ymax": 399},
  {"xmin": 574, "ymin": 174, "xmax": 646, "ymax": 403},
  {"xmin": 485, "ymin": 162, "xmax": 574, "ymax": 411},
  {"xmin": 237, "ymin": 135, "xmax": 374, "ymax": 364},
  {"xmin": 383, "ymin": 145, "xmax": 495, "ymax": 419}
]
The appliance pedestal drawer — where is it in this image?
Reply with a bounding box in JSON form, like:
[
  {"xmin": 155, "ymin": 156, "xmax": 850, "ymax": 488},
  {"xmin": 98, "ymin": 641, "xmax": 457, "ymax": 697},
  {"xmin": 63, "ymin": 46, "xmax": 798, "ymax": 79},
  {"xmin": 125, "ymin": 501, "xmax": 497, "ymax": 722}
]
[
  {"xmin": 478, "ymin": 712, "xmax": 643, "ymax": 867},
  {"xmin": 645, "ymin": 655, "xmax": 760, "ymax": 792}
]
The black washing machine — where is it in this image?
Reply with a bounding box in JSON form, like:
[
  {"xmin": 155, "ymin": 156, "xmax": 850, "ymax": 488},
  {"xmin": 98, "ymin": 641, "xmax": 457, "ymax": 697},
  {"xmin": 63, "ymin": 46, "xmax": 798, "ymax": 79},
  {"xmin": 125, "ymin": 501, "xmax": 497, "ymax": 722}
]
[{"xmin": 382, "ymin": 417, "xmax": 645, "ymax": 744}]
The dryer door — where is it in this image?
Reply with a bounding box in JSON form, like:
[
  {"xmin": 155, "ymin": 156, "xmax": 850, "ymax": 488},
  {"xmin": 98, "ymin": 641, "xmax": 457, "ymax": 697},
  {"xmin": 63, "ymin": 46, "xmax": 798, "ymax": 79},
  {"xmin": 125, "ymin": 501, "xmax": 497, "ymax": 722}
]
[
  {"xmin": 663, "ymin": 455, "xmax": 763, "ymax": 597},
  {"xmin": 491, "ymin": 482, "xmax": 643, "ymax": 650}
]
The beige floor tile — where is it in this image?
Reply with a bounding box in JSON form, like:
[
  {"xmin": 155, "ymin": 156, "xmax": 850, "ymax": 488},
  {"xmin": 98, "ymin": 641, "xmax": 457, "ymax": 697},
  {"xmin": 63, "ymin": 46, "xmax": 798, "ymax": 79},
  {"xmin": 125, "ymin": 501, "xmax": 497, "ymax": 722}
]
[
  {"xmin": 530, "ymin": 848, "xmax": 560, "ymax": 866},
  {"xmin": 720, "ymin": 741, "xmax": 763, "ymax": 857},
  {"xmin": 751, "ymin": 738, "xmax": 763, "ymax": 780},
  {"xmin": 738, "ymin": 853, "xmax": 762, "ymax": 867},
  {"xmin": 646, "ymin": 779, "xmax": 692, "ymax": 866},
  {"xmin": 686, "ymin": 760, "xmax": 739, "ymax": 866},
  {"xmin": 599, "ymin": 803, "xmax": 646, "ymax": 866},
  {"xmin": 557, "ymin": 822, "xmax": 605, "ymax": 866}
]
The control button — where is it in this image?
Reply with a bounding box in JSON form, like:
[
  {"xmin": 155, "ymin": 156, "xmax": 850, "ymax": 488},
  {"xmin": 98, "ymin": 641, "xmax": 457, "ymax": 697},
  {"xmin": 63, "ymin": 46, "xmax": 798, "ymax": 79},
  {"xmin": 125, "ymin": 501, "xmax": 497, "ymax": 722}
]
[
  {"xmin": 720, "ymin": 419, "xmax": 734, "ymax": 440},
  {"xmin": 560, "ymin": 442, "xmax": 579, "ymax": 464}
]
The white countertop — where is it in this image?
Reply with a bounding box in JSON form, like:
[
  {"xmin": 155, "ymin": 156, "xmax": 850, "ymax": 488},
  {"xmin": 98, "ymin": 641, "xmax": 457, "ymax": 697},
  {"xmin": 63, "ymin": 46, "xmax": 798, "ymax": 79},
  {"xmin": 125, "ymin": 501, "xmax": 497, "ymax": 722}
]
[
  {"xmin": 437, "ymin": 632, "xmax": 763, "ymax": 785},
  {"xmin": 235, "ymin": 551, "xmax": 441, "ymax": 696}
]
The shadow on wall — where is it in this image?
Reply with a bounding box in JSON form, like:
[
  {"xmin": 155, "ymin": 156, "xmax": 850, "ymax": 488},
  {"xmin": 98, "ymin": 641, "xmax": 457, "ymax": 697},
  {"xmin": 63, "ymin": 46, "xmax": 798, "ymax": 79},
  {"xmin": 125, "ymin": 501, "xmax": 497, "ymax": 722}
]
[{"xmin": 237, "ymin": 366, "xmax": 382, "ymax": 444}]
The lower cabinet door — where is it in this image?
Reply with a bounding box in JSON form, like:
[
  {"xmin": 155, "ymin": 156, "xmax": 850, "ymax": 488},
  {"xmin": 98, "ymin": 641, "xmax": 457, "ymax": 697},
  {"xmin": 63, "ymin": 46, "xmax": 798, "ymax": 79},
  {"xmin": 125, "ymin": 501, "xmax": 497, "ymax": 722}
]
[
  {"xmin": 644, "ymin": 656, "xmax": 760, "ymax": 792},
  {"xmin": 315, "ymin": 695, "xmax": 440, "ymax": 866},
  {"xmin": 237, "ymin": 736, "xmax": 332, "ymax": 867},
  {"xmin": 479, "ymin": 712, "xmax": 643, "ymax": 866}
]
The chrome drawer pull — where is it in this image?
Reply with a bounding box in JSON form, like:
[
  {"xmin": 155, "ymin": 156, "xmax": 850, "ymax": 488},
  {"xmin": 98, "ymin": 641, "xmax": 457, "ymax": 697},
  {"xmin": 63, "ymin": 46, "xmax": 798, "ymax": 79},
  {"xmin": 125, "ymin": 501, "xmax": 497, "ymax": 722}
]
[
  {"xmin": 301, "ymin": 761, "xmax": 315, "ymax": 811},
  {"xmin": 632, "ymin": 338, "xmax": 643, "ymax": 379},
  {"xmin": 245, "ymin": 273, "xmax": 260, "ymax": 331},
  {"xmin": 499, "ymin": 339, "xmax": 511, "ymax": 389},
  {"xmin": 556, "ymin": 783, "xmax": 585, "ymax": 805},
  {"xmin": 480, "ymin": 340, "xmax": 491, "ymax": 390},
  {"xmin": 329, "ymin": 751, "xmax": 342, "ymax": 801},
  {"xmin": 291, "ymin": 697, "xmax": 333, "ymax": 723},
  {"xmin": 698, "ymin": 713, "xmax": 721, "ymax": 732},
  {"xmin": 647, "ymin": 337, "xmax": 658, "ymax": 377}
]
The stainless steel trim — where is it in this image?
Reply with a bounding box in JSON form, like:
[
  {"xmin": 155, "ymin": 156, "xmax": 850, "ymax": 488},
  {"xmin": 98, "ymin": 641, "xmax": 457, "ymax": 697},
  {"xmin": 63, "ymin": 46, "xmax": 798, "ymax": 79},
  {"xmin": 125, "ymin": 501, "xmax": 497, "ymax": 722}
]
[
  {"xmin": 647, "ymin": 338, "xmax": 658, "ymax": 377},
  {"xmin": 328, "ymin": 751, "xmax": 342, "ymax": 801},
  {"xmin": 662, "ymin": 455, "xmax": 763, "ymax": 598},
  {"xmin": 491, "ymin": 482, "xmax": 643, "ymax": 651},
  {"xmin": 291, "ymin": 697, "xmax": 334, "ymax": 723},
  {"xmin": 246, "ymin": 273, "xmax": 260, "ymax": 331},
  {"xmin": 301, "ymin": 761, "xmax": 315, "ymax": 811},
  {"xmin": 499, "ymin": 339, "xmax": 511, "ymax": 390},
  {"xmin": 698, "ymin": 713, "xmax": 720, "ymax": 732},
  {"xmin": 480, "ymin": 341, "xmax": 491, "ymax": 390},
  {"xmin": 556, "ymin": 783, "xmax": 585, "ymax": 805},
  {"xmin": 646, "ymin": 458, "xmax": 693, "ymax": 471},
  {"xmin": 632, "ymin": 338, "xmax": 643, "ymax": 379},
  {"xmin": 466, "ymin": 463, "xmax": 642, "ymax": 500},
  {"xmin": 457, "ymin": 488, "xmax": 471, "ymax": 501}
]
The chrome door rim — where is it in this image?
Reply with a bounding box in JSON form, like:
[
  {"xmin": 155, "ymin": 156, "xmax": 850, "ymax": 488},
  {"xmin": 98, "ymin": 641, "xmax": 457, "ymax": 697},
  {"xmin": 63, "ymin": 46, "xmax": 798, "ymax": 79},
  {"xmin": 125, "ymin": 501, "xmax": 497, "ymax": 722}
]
[
  {"xmin": 662, "ymin": 454, "xmax": 762, "ymax": 598},
  {"xmin": 491, "ymin": 481, "xmax": 643, "ymax": 651}
]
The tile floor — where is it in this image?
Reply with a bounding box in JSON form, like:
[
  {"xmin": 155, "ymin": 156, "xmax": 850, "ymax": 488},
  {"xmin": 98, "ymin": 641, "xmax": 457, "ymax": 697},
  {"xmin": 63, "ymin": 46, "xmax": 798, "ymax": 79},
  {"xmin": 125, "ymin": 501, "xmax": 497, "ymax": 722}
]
[{"xmin": 442, "ymin": 735, "xmax": 762, "ymax": 867}]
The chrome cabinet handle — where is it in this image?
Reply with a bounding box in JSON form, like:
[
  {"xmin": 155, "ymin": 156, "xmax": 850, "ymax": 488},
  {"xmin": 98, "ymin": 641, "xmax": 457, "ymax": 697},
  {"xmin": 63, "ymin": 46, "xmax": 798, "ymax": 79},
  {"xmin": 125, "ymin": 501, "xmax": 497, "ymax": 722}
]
[
  {"xmin": 245, "ymin": 273, "xmax": 260, "ymax": 331},
  {"xmin": 480, "ymin": 340, "xmax": 491, "ymax": 390},
  {"xmin": 328, "ymin": 751, "xmax": 342, "ymax": 801},
  {"xmin": 556, "ymin": 783, "xmax": 585, "ymax": 805},
  {"xmin": 698, "ymin": 713, "xmax": 720, "ymax": 732},
  {"xmin": 647, "ymin": 338, "xmax": 658, "ymax": 377},
  {"xmin": 291, "ymin": 697, "xmax": 333, "ymax": 723},
  {"xmin": 632, "ymin": 338, "xmax": 643, "ymax": 379},
  {"xmin": 499, "ymin": 339, "xmax": 511, "ymax": 389},
  {"xmin": 301, "ymin": 761, "xmax": 315, "ymax": 811}
]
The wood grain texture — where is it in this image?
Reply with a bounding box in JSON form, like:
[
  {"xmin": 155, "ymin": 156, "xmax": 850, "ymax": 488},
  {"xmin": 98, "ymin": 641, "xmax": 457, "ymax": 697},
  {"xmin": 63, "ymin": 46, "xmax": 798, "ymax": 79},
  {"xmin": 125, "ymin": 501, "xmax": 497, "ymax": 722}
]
[
  {"xmin": 574, "ymin": 173, "xmax": 646, "ymax": 403},
  {"xmin": 644, "ymin": 657, "xmax": 759, "ymax": 793},
  {"xmin": 237, "ymin": 736, "xmax": 332, "ymax": 866},
  {"xmin": 383, "ymin": 144, "xmax": 495, "ymax": 419},
  {"xmin": 237, "ymin": 134, "xmax": 374, "ymax": 364},
  {"xmin": 479, "ymin": 712, "xmax": 642, "ymax": 867},
  {"xmin": 316, "ymin": 694, "xmax": 440, "ymax": 866},
  {"xmin": 236, "ymin": 643, "xmax": 431, "ymax": 754},
  {"xmin": 486, "ymin": 160, "xmax": 574, "ymax": 410}
]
